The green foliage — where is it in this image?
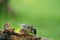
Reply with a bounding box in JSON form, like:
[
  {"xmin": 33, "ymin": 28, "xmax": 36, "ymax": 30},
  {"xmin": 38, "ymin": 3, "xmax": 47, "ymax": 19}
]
[{"xmin": 0, "ymin": 0, "xmax": 60, "ymax": 40}]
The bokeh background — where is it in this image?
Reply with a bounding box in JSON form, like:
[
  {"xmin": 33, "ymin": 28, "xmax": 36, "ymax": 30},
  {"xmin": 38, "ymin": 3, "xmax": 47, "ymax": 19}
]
[{"xmin": 0, "ymin": 0, "xmax": 60, "ymax": 40}]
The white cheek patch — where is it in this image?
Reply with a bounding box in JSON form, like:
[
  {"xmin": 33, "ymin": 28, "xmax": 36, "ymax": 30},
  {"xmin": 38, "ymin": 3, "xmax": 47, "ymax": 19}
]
[
  {"xmin": 5, "ymin": 27, "xmax": 10, "ymax": 29},
  {"xmin": 41, "ymin": 37, "xmax": 54, "ymax": 40},
  {"xmin": 4, "ymin": 25, "xmax": 10, "ymax": 29},
  {"xmin": 20, "ymin": 24, "xmax": 28, "ymax": 29}
]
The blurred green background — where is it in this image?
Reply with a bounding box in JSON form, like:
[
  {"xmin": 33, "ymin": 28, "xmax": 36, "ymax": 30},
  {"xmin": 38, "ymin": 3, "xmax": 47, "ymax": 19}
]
[{"xmin": 0, "ymin": 0, "xmax": 60, "ymax": 40}]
